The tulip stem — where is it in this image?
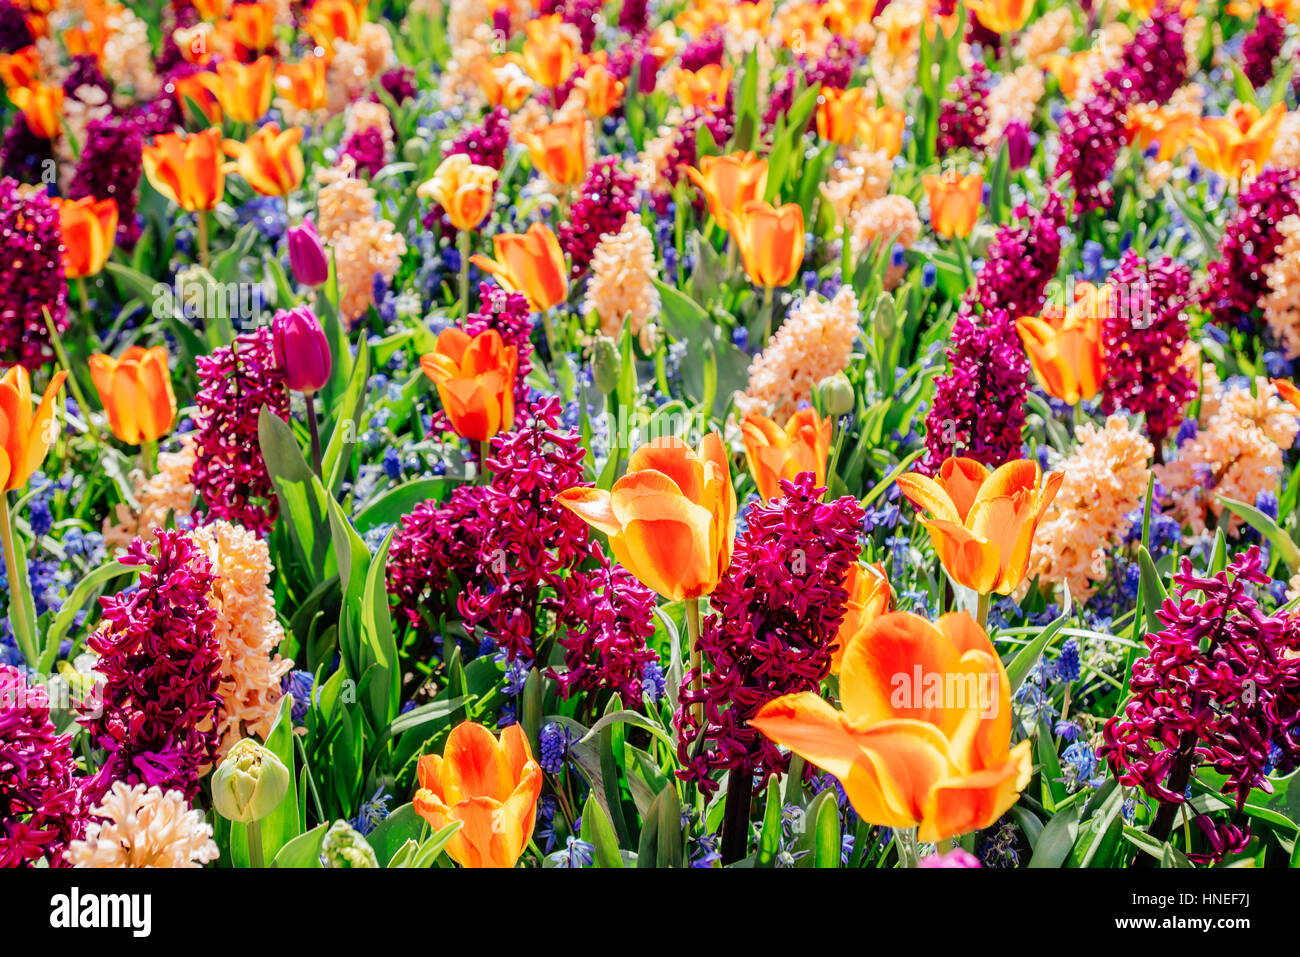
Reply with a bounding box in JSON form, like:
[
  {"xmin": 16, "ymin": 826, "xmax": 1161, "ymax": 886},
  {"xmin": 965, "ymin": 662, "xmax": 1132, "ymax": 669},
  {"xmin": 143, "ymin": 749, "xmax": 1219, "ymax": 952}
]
[
  {"xmin": 685, "ymin": 597, "xmax": 703, "ymax": 728},
  {"xmin": 895, "ymin": 825, "xmax": 920, "ymax": 868},
  {"xmin": 761, "ymin": 284, "xmax": 775, "ymax": 344},
  {"xmin": 975, "ymin": 591, "xmax": 990, "ymax": 631},
  {"xmin": 42, "ymin": 306, "xmax": 100, "ymax": 443},
  {"xmin": 0, "ymin": 498, "xmax": 35, "ymax": 667},
  {"xmin": 306, "ymin": 398, "xmax": 323, "ymax": 479},
  {"xmin": 197, "ymin": 210, "xmax": 210, "ymax": 271},
  {"xmin": 247, "ymin": 818, "xmax": 264, "ymax": 869},
  {"xmin": 478, "ymin": 440, "xmax": 491, "ymax": 484},
  {"xmin": 457, "ymin": 228, "xmax": 471, "ymax": 316}
]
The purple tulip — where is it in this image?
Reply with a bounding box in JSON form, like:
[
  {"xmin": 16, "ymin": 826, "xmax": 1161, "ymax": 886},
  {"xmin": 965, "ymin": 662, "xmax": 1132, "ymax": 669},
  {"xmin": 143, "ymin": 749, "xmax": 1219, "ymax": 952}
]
[
  {"xmin": 1004, "ymin": 120, "xmax": 1033, "ymax": 172},
  {"xmin": 271, "ymin": 306, "xmax": 332, "ymax": 394},
  {"xmin": 287, "ymin": 217, "xmax": 329, "ymax": 287}
]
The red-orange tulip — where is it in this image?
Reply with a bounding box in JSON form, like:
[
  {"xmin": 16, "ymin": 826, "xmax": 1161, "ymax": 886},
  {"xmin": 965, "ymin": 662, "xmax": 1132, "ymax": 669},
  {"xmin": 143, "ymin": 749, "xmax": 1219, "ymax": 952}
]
[
  {"xmin": 0, "ymin": 365, "xmax": 66, "ymax": 492},
  {"xmin": 1274, "ymin": 377, "xmax": 1300, "ymax": 410},
  {"xmin": 521, "ymin": 13, "xmax": 579, "ymax": 88},
  {"xmin": 752, "ymin": 610, "xmax": 1033, "ymax": 842},
  {"xmin": 1189, "ymin": 101, "xmax": 1286, "ymax": 180},
  {"xmin": 922, "ymin": 169, "xmax": 982, "ymax": 239},
  {"xmin": 816, "ymin": 86, "xmax": 874, "ymax": 145},
  {"xmin": 0, "ymin": 45, "xmax": 39, "ymax": 90},
  {"xmin": 212, "ymin": 54, "xmax": 273, "ymax": 124},
  {"xmin": 88, "ymin": 346, "xmax": 177, "ymax": 445},
  {"xmin": 413, "ymin": 721, "xmax": 542, "ymax": 869},
  {"xmin": 673, "ymin": 63, "xmax": 731, "ymax": 112},
  {"xmin": 223, "ymin": 123, "xmax": 305, "ymax": 197},
  {"xmin": 420, "ymin": 328, "xmax": 518, "ymax": 442},
  {"xmin": 683, "ymin": 151, "xmax": 768, "ymax": 225},
  {"xmin": 724, "ymin": 199, "xmax": 805, "ymax": 289},
  {"xmin": 740, "ymin": 407, "xmax": 831, "ymax": 502},
  {"xmin": 274, "ymin": 56, "xmax": 328, "ymax": 112},
  {"xmin": 9, "ymin": 81, "xmax": 62, "ymax": 139},
  {"xmin": 896, "ymin": 456, "xmax": 1062, "ymax": 595},
  {"xmin": 174, "ymin": 70, "xmax": 224, "ymax": 126},
  {"xmin": 223, "ymin": 1, "xmax": 276, "ymax": 55},
  {"xmin": 519, "ymin": 114, "xmax": 588, "ymax": 186},
  {"xmin": 143, "ymin": 128, "xmax": 226, "ymax": 212},
  {"xmin": 306, "ymin": 0, "xmax": 364, "ymax": 58},
  {"xmin": 1015, "ymin": 281, "xmax": 1108, "ymax": 405},
  {"xmin": 556, "ymin": 433, "xmax": 737, "ymax": 601},
  {"xmin": 829, "ymin": 562, "xmax": 892, "ymax": 674},
  {"xmin": 578, "ymin": 61, "xmax": 625, "ymax": 120},
  {"xmin": 55, "ymin": 196, "xmax": 117, "ymax": 279},
  {"xmin": 470, "ymin": 222, "xmax": 569, "ymax": 312}
]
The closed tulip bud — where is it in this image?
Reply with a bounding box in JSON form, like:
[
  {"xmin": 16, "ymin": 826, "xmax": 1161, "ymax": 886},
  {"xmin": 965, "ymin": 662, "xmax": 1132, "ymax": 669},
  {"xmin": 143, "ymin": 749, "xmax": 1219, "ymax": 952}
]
[
  {"xmin": 271, "ymin": 305, "xmax": 332, "ymax": 394},
  {"xmin": 591, "ymin": 336, "xmax": 621, "ymax": 394},
  {"xmin": 922, "ymin": 169, "xmax": 982, "ymax": 240},
  {"xmin": 724, "ymin": 199, "xmax": 805, "ymax": 289},
  {"xmin": 818, "ymin": 373, "xmax": 855, "ymax": 417},
  {"xmin": 402, "ymin": 135, "xmax": 430, "ymax": 164},
  {"xmin": 55, "ymin": 196, "xmax": 118, "ymax": 279},
  {"xmin": 211, "ymin": 738, "xmax": 290, "ymax": 824},
  {"xmin": 8, "ymin": 81, "xmax": 62, "ymax": 140},
  {"xmin": 287, "ymin": 217, "xmax": 329, "ymax": 287},
  {"xmin": 0, "ymin": 366, "xmax": 66, "ymax": 492},
  {"xmin": 88, "ymin": 346, "xmax": 177, "ymax": 445},
  {"xmin": 1004, "ymin": 120, "xmax": 1032, "ymax": 171},
  {"xmin": 321, "ymin": 820, "xmax": 379, "ymax": 868}
]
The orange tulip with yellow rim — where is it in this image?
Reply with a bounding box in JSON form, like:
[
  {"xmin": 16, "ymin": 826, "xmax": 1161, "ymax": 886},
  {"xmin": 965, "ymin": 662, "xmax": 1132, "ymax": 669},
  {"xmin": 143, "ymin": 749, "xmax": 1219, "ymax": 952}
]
[
  {"xmin": 1189, "ymin": 101, "xmax": 1287, "ymax": 181},
  {"xmin": 816, "ymin": 86, "xmax": 875, "ymax": 146},
  {"xmin": 725, "ymin": 199, "xmax": 805, "ymax": 290},
  {"xmin": 922, "ymin": 170, "xmax": 982, "ymax": 239},
  {"xmin": 521, "ymin": 13, "xmax": 580, "ymax": 88},
  {"xmin": 828, "ymin": 561, "xmax": 892, "ymax": 674},
  {"xmin": 751, "ymin": 610, "xmax": 1033, "ymax": 849},
  {"xmin": 519, "ymin": 115, "xmax": 588, "ymax": 186},
  {"xmin": 1015, "ymin": 281, "xmax": 1108, "ymax": 405},
  {"xmin": 683, "ymin": 151, "xmax": 769, "ymax": 225},
  {"xmin": 857, "ymin": 103, "xmax": 906, "ymax": 157},
  {"xmin": 471, "ymin": 222, "xmax": 570, "ymax": 313},
  {"xmin": 55, "ymin": 196, "xmax": 117, "ymax": 279},
  {"xmin": 212, "ymin": 54, "xmax": 273, "ymax": 124},
  {"xmin": 174, "ymin": 71, "xmax": 224, "ymax": 126},
  {"xmin": 418, "ymin": 154, "xmax": 496, "ymax": 232},
  {"xmin": 0, "ymin": 365, "xmax": 67, "ymax": 664},
  {"xmin": 966, "ymin": 0, "xmax": 1034, "ymax": 34},
  {"xmin": 1127, "ymin": 103, "xmax": 1199, "ymax": 164},
  {"xmin": 673, "ymin": 63, "xmax": 731, "ymax": 112},
  {"xmin": 413, "ymin": 721, "xmax": 543, "ymax": 869},
  {"xmin": 143, "ymin": 128, "xmax": 226, "ymax": 267},
  {"xmin": 222, "ymin": 123, "xmax": 305, "ymax": 197},
  {"xmin": 577, "ymin": 61, "xmax": 625, "ymax": 120},
  {"xmin": 0, "ymin": 46, "xmax": 40, "ymax": 90},
  {"xmin": 9, "ymin": 81, "xmax": 62, "ymax": 139},
  {"xmin": 896, "ymin": 456, "xmax": 1062, "ymax": 604},
  {"xmin": 274, "ymin": 56, "xmax": 327, "ymax": 113},
  {"xmin": 88, "ymin": 346, "xmax": 177, "ymax": 446},
  {"xmin": 305, "ymin": 0, "xmax": 364, "ymax": 58},
  {"xmin": 419, "ymin": 328, "xmax": 518, "ymax": 444},
  {"xmin": 223, "ymin": 0, "xmax": 275, "ymax": 56},
  {"xmin": 740, "ymin": 407, "xmax": 832, "ymax": 502},
  {"xmin": 474, "ymin": 54, "xmax": 534, "ymax": 111}
]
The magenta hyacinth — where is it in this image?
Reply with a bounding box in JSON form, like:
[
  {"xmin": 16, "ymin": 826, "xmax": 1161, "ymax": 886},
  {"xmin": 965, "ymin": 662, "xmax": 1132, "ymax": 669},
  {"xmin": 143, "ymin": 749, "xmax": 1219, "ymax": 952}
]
[
  {"xmin": 79, "ymin": 531, "xmax": 223, "ymax": 805},
  {"xmin": 342, "ymin": 126, "xmax": 387, "ymax": 179},
  {"xmin": 937, "ymin": 61, "xmax": 990, "ymax": 157},
  {"xmin": 676, "ymin": 474, "xmax": 865, "ymax": 799},
  {"xmin": 1243, "ymin": 10, "xmax": 1285, "ymax": 88},
  {"xmin": 1100, "ymin": 252, "xmax": 1196, "ymax": 456},
  {"xmin": 191, "ymin": 327, "xmax": 291, "ymax": 535},
  {"xmin": 0, "ymin": 176, "xmax": 68, "ymax": 371},
  {"xmin": 447, "ymin": 106, "xmax": 511, "ymax": 170},
  {"xmin": 965, "ymin": 191, "xmax": 1065, "ymax": 322},
  {"xmin": 1100, "ymin": 548, "xmax": 1300, "ymax": 863},
  {"xmin": 0, "ymin": 664, "xmax": 84, "ymax": 867},
  {"xmin": 558, "ymin": 158, "xmax": 640, "ymax": 277}
]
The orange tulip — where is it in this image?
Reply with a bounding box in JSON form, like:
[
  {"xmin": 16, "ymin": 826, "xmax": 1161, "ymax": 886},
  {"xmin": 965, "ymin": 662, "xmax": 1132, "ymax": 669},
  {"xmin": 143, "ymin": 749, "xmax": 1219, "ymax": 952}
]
[
  {"xmin": 192, "ymin": 0, "xmax": 227, "ymax": 19},
  {"xmin": 1127, "ymin": 103, "xmax": 1199, "ymax": 163},
  {"xmin": 922, "ymin": 169, "xmax": 982, "ymax": 239},
  {"xmin": 413, "ymin": 721, "xmax": 542, "ymax": 869},
  {"xmin": 519, "ymin": 114, "xmax": 588, "ymax": 185},
  {"xmin": 0, "ymin": 45, "xmax": 39, "ymax": 90},
  {"xmin": 578, "ymin": 61, "xmax": 625, "ymax": 119},
  {"xmin": 0, "ymin": 366, "xmax": 66, "ymax": 492},
  {"xmin": 143, "ymin": 128, "xmax": 226, "ymax": 212},
  {"xmin": 896, "ymin": 457, "xmax": 1062, "ymax": 596},
  {"xmin": 752, "ymin": 610, "xmax": 1033, "ymax": 842},
  {"xmin": 816, "ymin": 86, "xmax": 875, "ymax": 146},
  {"xmin": 724, "ymin": 199, "xmax": 805, "ymax": 289},
  {"xmin": 222, "ymin": 123, "xmax": 305, "ymax": 196},
  {"xmin": 857, "ymin": 103, "xmax": 906, "ymax": 157},
  {"xmin": 173, "ymin": 71, "xmax": 224, "ymax": 126},
  {"xmin": 1274, "ymin": 377, "xmax": 1300, "ymax": 410},
  {"xmin": 55, "ymin": 196, "xmax": 117, "ymax": 279},
  {"xmin": 274, "ymin": 56, "xmax": 328, "ymax": 112},
  {"xmin": 223, "ymin": 1, "xmax": 276, "ymax": 55},
  {"xmin": 88, "ymin": 347, "xmax": 177, "ymax": 445},
  {"xmin": 683, "ymin": 151, "xmax": 769, "ymax": 225},
  {"xmin": 417, "ymin": 154, "xmax": 496, "ymax": 231},
  {"xmin": 521, "ymin": 13, "xmax": 579, "ymax": 88},
  {"xmin": 471, "ymin": 222, "xmax": 570, "ymax": 312},
  {"xmin": 740, "ymin": 407, "xmax": 831, "ymax": 502},
  {"xmin": 673, "ymin": 63, "xmax": 731, "ymax": 112},
  {"xmin": 966, "ymin": 0, "xmax": 1034, "ymax": 33},
  {"xmin": 1045, "ymin": 51, "xmax": 1090, "ymax": 100},
  {"xmin": 212, "ymin": 54, "xmax": 272, "ymax": 124},
  {"xmin": 1015, "ymin": 281, "xmax": 1108, "ymax": 405},
  {"xmin": 420, "ymin": 328, "xmax": 518, "ymax": 442},
  {"xmin": 474, "ymin": 53, "xmax": 534, "ymax": 111},
  {"xmin": 1189, "ymin": 101, "xmax": 1286, "ymax": 180},
  {"xmin": 556, "ymin": 433, "xmax": 737, "ymax": 601},
  {"xmin": 305, "ymin": 0, "xmax": 363, "ymax": 57},
  {"xmin": 829, "ymin": 562, "xmax": 891, "ymax": 674},
  {"xmin": 8, "ymin": 81, "xmax": 62, "ymax": 139}
]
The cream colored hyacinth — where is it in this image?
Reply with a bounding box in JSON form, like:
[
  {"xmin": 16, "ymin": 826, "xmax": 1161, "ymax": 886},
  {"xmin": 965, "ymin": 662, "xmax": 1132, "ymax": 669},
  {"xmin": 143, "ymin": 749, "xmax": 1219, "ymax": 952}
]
[
  {"xmin": 190, "ymin": 521, "xmax": 293, "ymax": 758},
  {"xmin": 1018, "ymin": 7, "xmax": 1074, "ymax": 66},
  {"xmin": 820, "ymin": 146, "xmax": 895, "ymax": 228},
  {"xmin": 65, "ymin": 782, "xmax": 219, "ymax": 868},
  {"xmin": 1027, "ymin": 417, "xmax": 1153, "ymax": 600},
  {"xmin": 316, "ymin": 157, "xmax": 407, "ymax": 324},
  {"xmin": 102, "ymin": 437, "xmax": 198, "ymax": 552},
  {"xmin": 979, "ymin": 66, "xmax": 1044, "ymax": 147},
  {"xmin": 584, "ymin": 215, "xmax": 661, "ymax": 339},
  {"xmin": 1267, "ymin": 111, "xmax": 1300, "ymax": 170},
  {"xmin": 734, "ymin": 285, "xmax": 860, "ymax": 424},
  {"xmin": 327, "ymin": 22, "xmax": 395, "ymax": 113},
  {"xmin": 1263, "ymin": 215, "xmax": 1300, "ymax": 359}
]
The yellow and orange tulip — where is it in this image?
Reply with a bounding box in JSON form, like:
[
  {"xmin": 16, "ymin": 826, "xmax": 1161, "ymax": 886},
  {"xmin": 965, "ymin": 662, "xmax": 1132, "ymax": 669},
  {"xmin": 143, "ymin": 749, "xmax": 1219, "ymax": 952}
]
[
  {"xmin": 1274, "ymin": 377, "xmax": 1300, "ymax": 410},
  {"xmin": 829, "ymin": 562, "xmax": 892, "ymax": 674},
  {"xmin": 470, "ymin": 222, "xmax": 570, "ymax": 312},
  {"xmin": 922, "ymin": 169, "xmax": 982, "ymax": 239},
  {"xmin": 1127, "ymin": 103, "xmax": 1199, "ymax": 164},
  {"xmin": 55, "ymin": 196, "xmax": 117, "ymax": 279},
  {"xmin": 305, "ymin": 0, "xmax": 364, "ymax": 58},
  {"xmin": 857, "ymin": 103, "xmax": 906, "ymax": 158},
  {"xmin": 1015, "ymin": 281, "xmax": 1108, "ymax": 405},
  {"xmin": 9, "ymin": 81, "xmax": 62, "ymax": 139},
  {"xmin": 896, "ymin": 456, "xmax": 1062, "ymax": 595},
  {"xmin": 966, "ymin": 0, "xmax": 1034, "ymax": 34},
  {"xmin": 816, "ymin": 86, "xmax": 874, "ymax": 146},
  {"xmin": 673, "ymin": 63, "xmax": 731, "ymax": 112},
  {"xmin": 578, "ymin": 61, "xmax": 625, "ymax": 120},
  {"xmin": 519, "ymin": 115, "xmax": 588, "ymax": 186},
  {"xmin": 88, "ymin": 347, "xmax": 177, "ymax": 446},
  {"xmin": 212, "ymin": 54, "xmax": 273, "ymax": 124},
  {"xmin": 521, "ymin": 13, "xmax": 580, "ymax": 88},
  {"xmin": 413, "ymin": 721, "xmax": 542, "ymax": 869},
  {"xmin": 556, "ymin": 433, "xmax": 737, "ymax": 601},
  {"xmin": 725, "ymin": 199, "xmax": 805, "ymax": 289},
  {"xmin": 417, "ymin": 154, "xmax": 497, "ymax": 232},
  {"xmin": 420, "ymin": 328, "xmax": 518, "ymax": 442},
  {"xmin": 222, "ymin": 123, "xmax": 305, "ymax": 197},
  {"xmin": 0, "ymin": 365, "xmax": 66, "ymax": 492},
  {"xmin": 474, "ymin": 54, "xmax": 534, "ymax": 112},
  {"xmin": 174, "ymin": 70, "xmax": 224, "ymax": 126},
  {"xmin": 740, "ymin": 407, "xmax": 831, "ymax": 502},
  {"xmin": 683, "ymin": 151, "xmax": 768, "ymax": 225},
  {"xmin": 223, "ymin": 0, "xmax": 276, "ymax": 55},
  {"xmin": 274, "ymin": 56, "xmax": 328, "ymax": 112},
  {"xmin": 0, "ymin": 46, "xmax": 40, "ymax": 90},
  {"xmin": 142, "ymin": 128, "xmax": 227, "ymax": 212},
  {"xmin": 1189, "ymin": 101, "xmax": 1287, "ymax": 180},
  {"xmin": 752, "ymin": 610, "xmax": 1033, "ymax": 842}
]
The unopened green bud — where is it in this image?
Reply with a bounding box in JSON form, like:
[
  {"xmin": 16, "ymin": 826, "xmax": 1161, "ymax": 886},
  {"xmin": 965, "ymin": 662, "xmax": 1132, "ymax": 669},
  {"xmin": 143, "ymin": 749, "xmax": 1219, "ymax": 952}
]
[
  {"xmin": 592, "ymin": 336, "xmax": 621, "ymax": 395},
  {"xmin": 402, "ymin": 137, "xmax": 430, "ymax": 164},
  {"xmin": 321, "ymin": 820, "xmax": 379, "ymax": 868},
  {"xmin": 818, "ymin": 373, "xmax": 855, "ymax": 417},
  {"xmin": 211, "ymin": 739, "xmax": 290, "ymax": 824}
]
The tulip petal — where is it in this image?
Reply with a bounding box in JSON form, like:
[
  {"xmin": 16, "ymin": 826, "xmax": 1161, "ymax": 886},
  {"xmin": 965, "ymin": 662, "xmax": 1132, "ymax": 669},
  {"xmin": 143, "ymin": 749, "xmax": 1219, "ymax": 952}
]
[
  {"xmin": 555, "ymin": 486, "xmax": 621, "ymax": 536},
  {"xmin": 918, "ymin": 739, "xmax": 1033, "ymax": 843},
  {"xmin": 839, "ymin": 611, "xmax": 964, "ymax": 732},
  {"xmin": 440, "ymin": 721, "xmax": 514, "ymax": 805},
  {"xmin": 918, "ymin": 517, "xmax": 1001, "ymax": 594},
  {"xmin": 895, "ymin": 472, "xmax": 962, "ymax": 525}
]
